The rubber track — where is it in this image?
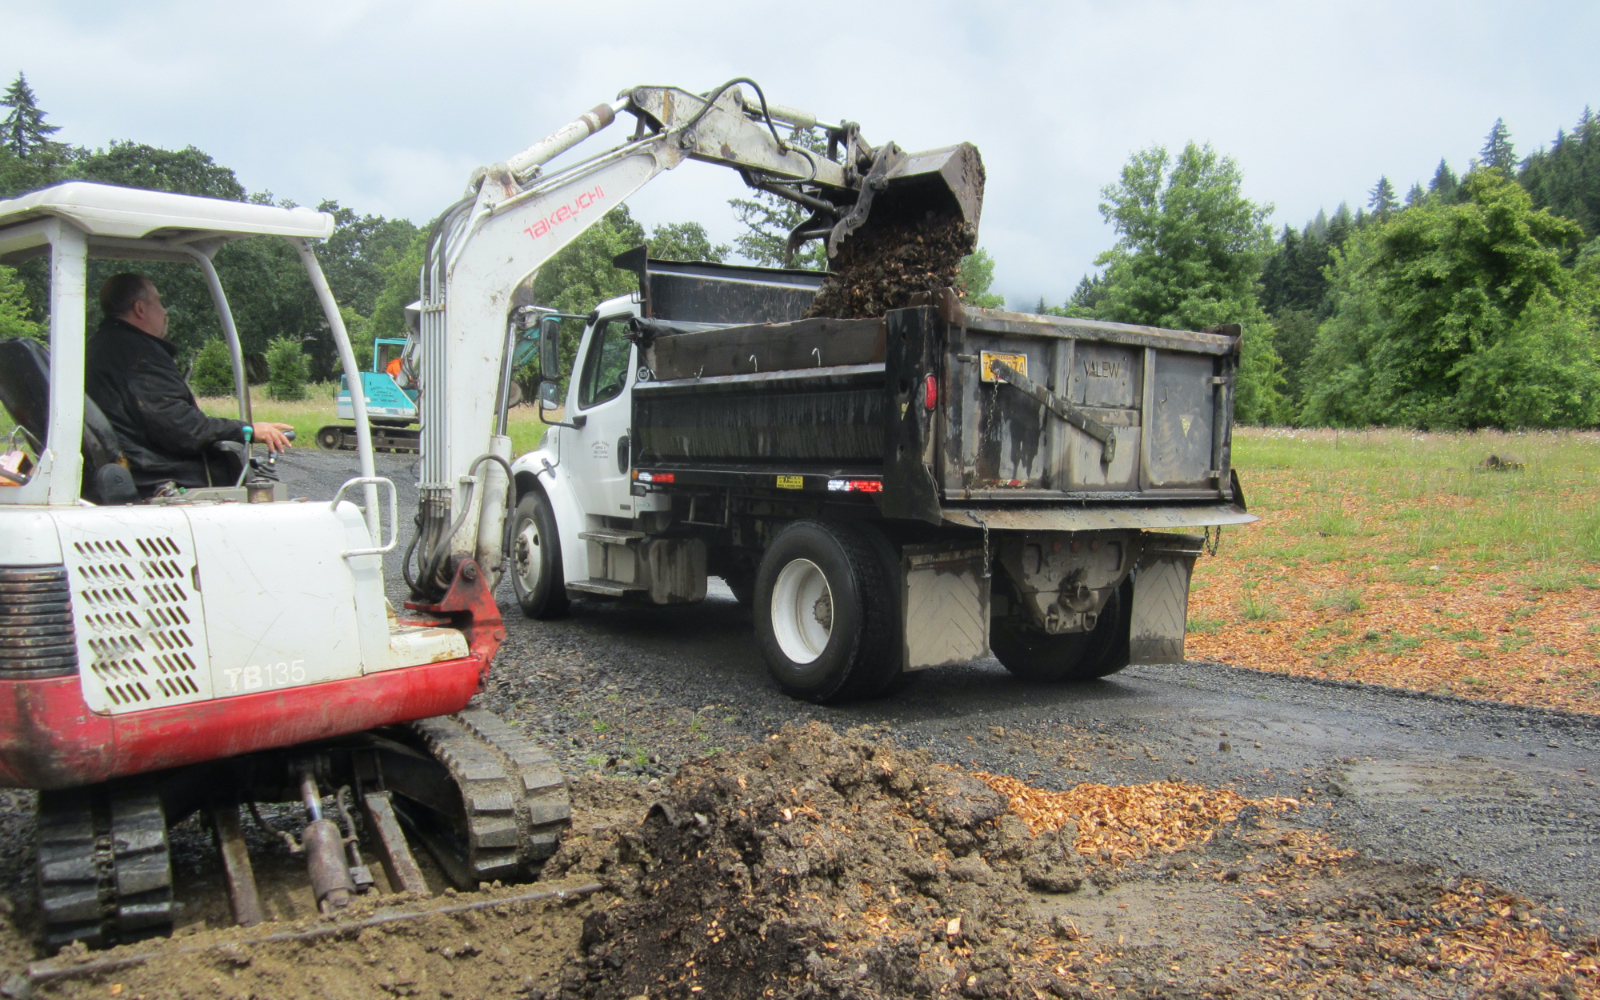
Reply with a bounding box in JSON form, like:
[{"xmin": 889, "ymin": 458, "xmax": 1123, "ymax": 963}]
[
  {"xmin": 315, "ymin": 425, "xmax": 420, "ymax": 454},
  {"xmin": 37, "ymin": 786, "xmax": 172, "ymax": 950},
  {"xmin": 407, "ymin": 710, "xmax": 569, "ymax": 884}
]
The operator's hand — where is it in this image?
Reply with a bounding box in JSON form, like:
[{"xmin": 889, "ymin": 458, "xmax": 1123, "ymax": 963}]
[{"xmin": 251, "ymin": 422, "xmax": 295, "ymax": 454}]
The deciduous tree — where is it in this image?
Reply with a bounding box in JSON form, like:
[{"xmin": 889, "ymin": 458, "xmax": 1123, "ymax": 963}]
[
  {"xmin": 957, "ymin": 248, "xmax": 1004, "ymax": 308},
  {"xmin": 1090, "ymin": 142, "xmax": 1284, "ymax": 422},
  {"xmin": 1302, "ymin": 171, "xmax": 1598, "ymax": 429}
]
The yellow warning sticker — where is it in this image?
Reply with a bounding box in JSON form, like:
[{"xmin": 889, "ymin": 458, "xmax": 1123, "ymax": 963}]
[
  {"xmin": 776, "ymin": 475, "xmax": 804, "ymax": 489},
  {"xmin": 980, "ymin": 351, "xmax": 1028, "ymax": 383}
]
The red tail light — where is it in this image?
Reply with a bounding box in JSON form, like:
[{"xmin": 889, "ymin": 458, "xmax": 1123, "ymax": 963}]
[{"xmin": 924, "ymin": 374, "xmax": 938, "ymax": 410}]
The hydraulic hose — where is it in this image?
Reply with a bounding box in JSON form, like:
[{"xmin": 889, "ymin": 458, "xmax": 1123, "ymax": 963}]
[{"xmin": 419, "ymin": 452, "xmax": 516, "ymax": 600}]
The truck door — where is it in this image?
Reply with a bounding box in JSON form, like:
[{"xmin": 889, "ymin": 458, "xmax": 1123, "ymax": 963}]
[{"xmin": 566, "ymin": 314, "xmax": 638, "ymax": 519}]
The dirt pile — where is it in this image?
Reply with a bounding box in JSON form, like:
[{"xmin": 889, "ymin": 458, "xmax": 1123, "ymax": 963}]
[
  {"xmin": 804, "ymin": 217, "xmax": 977, "ymax": 319},
  {"xmin": 547, "ymin": 722, "xmax": 1089, "ymax": 999}
]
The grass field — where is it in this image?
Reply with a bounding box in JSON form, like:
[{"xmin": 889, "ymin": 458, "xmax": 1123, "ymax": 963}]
[
  {"xmin": 1189, "ymin": 427, "xmax": 1600, "ymax": 715},
  {"xmin": 195, "ymin": 385, "xmax": 551, "ymax": 456}
]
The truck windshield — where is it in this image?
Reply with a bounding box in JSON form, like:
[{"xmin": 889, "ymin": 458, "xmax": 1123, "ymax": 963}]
[{"xmin": 578, "ymin": 318, "xmax": 631, "ymax": 409}]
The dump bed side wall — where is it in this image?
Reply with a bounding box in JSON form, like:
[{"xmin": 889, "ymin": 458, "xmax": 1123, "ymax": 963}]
[{"xmin": 931, "ymin": 302, "xmax": 1237, "ymax": 502}]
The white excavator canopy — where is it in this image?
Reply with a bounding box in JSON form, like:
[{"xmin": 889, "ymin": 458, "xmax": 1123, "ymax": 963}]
[{"xmin": 0, "ymin": 182, "xmax": 334, "ymax": 264}]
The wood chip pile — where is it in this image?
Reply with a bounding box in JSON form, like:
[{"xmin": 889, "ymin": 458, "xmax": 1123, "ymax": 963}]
[{"xmin": 978, "ymin": 773, "xmax": 1300, "ymax": 863}]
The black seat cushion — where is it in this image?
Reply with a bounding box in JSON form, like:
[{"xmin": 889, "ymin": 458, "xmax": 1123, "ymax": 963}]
[{"xmin": 0, "ymin": 337, "xmax": 130, "ymax": 498}]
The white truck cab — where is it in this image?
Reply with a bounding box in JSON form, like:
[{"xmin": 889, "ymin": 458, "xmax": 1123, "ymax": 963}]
[{"xmin": 514, "ymin": 291, "xmax": 665, "ymax": 589}]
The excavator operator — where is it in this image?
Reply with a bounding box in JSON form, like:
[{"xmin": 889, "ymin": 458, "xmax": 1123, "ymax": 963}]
[{"xmin": 85, "ymin": 273, "xmax": 294, "ymax": 496}]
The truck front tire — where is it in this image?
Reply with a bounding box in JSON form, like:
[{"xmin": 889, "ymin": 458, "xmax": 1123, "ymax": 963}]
[
  {"xmin": 754, "ymin": 520, "xmax": 899, "ymax": 703},
  {"xmin": 510, "ymin": 491, "xmax": 568, "ymax": 619},
  {"xmin": 991, "ymin": 580, "xmax": 1131, "ymax": 683}
]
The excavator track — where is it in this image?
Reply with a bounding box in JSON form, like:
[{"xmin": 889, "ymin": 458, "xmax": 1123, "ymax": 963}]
[
  {"xmin": 36, "ymin": 785, "xmax": 172, "ymax": 951},
  {"xmin": 406, "ymin": 709, "xmax": 569, "ymax": 884},
  {"xmin": 315, "ymin": 424, "xmax": 420, "ymax": 453}
]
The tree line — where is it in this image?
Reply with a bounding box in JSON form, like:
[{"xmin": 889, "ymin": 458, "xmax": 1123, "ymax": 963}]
[
  {"xmin": 1, "ymin": 77, "xmax": 1004, "ymax": 399},
  {"xmin": 1054, "ymin": 112, "xmax": 1600, "ymax": 429}
]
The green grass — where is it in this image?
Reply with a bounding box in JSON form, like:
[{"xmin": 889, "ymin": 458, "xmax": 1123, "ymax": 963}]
[
  {"xmin": 1187, "ymin": 615, "xmax": 1225, "ymax": 635},
  {"xmin": 1239, "ymin": 592, "xmax": 1281, "ymax": 621},
  {"xmin": 1311, "ymin": 587, "xmax": 1365, "ymax": 614},
  {"xmin": 197, "ymin": 388, "xmax": 551, "ymax": 457},
  {"xmin": 1231, "ymin": 428, "xmax": 1600, "ymax": 581}
]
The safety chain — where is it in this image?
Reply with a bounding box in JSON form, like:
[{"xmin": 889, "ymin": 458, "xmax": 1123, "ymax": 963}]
[
  {"xmin": 967, "ymin": 511, "xmax": 992, "ymax": 578},
  {"xmin": 1204, "ymin": 525, "xmax": 1223, "ymax": 557}
]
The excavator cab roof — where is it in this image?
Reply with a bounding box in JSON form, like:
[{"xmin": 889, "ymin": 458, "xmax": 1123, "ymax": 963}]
[{"xmin": 0, "ymin": 182, "xmax": 333, "ymax": 265}]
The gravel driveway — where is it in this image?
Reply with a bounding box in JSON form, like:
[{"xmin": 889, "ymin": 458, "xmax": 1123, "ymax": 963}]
[{"xmin": 278, "ymin": 449, "xmax": 1600, "ymax": 920}]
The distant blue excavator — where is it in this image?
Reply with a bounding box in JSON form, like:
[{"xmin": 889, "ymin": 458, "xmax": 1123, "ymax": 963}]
[{"xmin": 316, "ymin": 336, "xmax": 421, "ymax": 452}]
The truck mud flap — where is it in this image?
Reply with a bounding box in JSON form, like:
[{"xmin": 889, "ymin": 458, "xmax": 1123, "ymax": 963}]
[
  {"xmin": 901, "ymin": 541, "xmax": 989, "ymax": 671},
  {"xmin": 1129, "ymin": 533, "xmax": 1205, "ymax": 666}
]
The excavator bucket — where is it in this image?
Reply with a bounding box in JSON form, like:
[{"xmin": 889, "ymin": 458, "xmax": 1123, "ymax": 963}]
[
  {"xmin": 876, "ymin": 142, "xmax": 986, "ymax": 231},
  {"xmin": 828, "ymin": 141, "xmax": 985, "ymax": 259},
  {"xmin": 808, "ymin": 141, "xmax": 987, "ymax": 318}
]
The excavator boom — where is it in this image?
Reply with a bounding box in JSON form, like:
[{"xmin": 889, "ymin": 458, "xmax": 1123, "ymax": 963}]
[{"xmin": 408, "ymin": 80, "xmax": 984, "ymax": 600}]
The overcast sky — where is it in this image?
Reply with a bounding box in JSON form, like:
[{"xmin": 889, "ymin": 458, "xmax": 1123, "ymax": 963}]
[{"xmin": 4, "ymin": 0, "xmax": 1596, "ymax": 307}]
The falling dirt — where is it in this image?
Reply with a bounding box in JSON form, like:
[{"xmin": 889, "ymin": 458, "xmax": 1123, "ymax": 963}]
[
  {"xmin": 6, "ymin": 724, "xmax": 1596, "ymax": 999},
  {"xmin": 805, "ymin": 217, "xmax": 977, "ymax": 319}
]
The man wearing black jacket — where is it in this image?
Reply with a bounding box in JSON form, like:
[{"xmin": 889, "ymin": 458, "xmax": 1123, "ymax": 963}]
[{"xmin": 85, "ymin": 273, "xmax": 293, "ymax": 496}]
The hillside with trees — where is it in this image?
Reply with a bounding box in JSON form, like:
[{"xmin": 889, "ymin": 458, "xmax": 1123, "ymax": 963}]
[
  {"xmin": 3, "ymin": 71, "xmax": 1590, "ymax": 428},
  {"xmin": 1059, "ymin": 110, "xmax": 1600, "ymax": 429}
]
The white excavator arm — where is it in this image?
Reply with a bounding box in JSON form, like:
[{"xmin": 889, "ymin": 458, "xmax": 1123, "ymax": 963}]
[{"xmin": 407, "ymin": 80, "xmax": 983, "ymax": 600}]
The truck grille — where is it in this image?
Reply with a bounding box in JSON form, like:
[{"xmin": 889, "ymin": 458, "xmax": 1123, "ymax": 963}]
[{"xmin": 0, "ymin": 565, "xmax": 79, "ymax": 678}]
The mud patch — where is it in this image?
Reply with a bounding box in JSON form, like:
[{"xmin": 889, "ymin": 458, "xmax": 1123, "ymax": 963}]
[{"xmin": 805, "ymin": 217, "xmax": 976, "ymax": 319}]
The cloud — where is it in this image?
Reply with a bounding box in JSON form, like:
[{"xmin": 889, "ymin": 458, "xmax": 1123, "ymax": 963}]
[{"xmin": 4, "ymin": 0, "xmax": 1597, "ymax": 307}]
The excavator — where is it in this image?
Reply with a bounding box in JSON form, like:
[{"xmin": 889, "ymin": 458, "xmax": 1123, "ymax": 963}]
[{"xmin": 0, "ymin": 80, "xmax": 982, "ymax": 948}]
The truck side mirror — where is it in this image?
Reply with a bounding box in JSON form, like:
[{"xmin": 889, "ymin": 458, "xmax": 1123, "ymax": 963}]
[
  {"xmin": 538, "ymin": 380, "xmax": 561, "ymax": 411},
  {"xmin": 539, "ymin": 316, "xmax": 561, "ymax": 378}
]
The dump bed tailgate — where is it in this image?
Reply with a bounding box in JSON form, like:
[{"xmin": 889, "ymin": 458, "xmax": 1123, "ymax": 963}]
[{"xmin": 930, "ymin": 300, "xmax": 1239, "ymax": 500}]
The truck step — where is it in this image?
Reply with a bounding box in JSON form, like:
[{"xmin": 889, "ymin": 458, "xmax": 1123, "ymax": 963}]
[
  {"xmin": 567, "ymin": 578, "xmax": 645, "ymax": 597},
  {"xmin": 577, "ymin": 529, "xmax": 647, "ymax": 544}
]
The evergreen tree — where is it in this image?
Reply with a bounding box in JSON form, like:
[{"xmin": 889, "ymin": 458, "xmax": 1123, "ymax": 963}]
[
  {"xmin": 1428, "ymin": 159, "xmax": 1459, "ymax": 202},
  {"xmin": 1480, "ymin": 118, "xmax": 1517, "ymax": 174},
  {"xmin": 1368, "ymin": 176, "xmax": 1398, "ymax": 218},
  {"xmin": 0, "ymin": 264, "xmax": 41, "ymax": 341},
  {"xmin": 0, "ymin": 73, "xmax": 60, "ymax": 158},
  {"xmin": 265, "ymin": 337, "xmax": 310, "ymax": 401},
  {"xmin": 727, "ymin": 127, "xmax": 831, "ymax": 269},
  {"xmin": 1067, "ymin": 272, "xmax": 1106, "ymax": 315},
  {"xmin": 1405, "ymin": 182, "xmax": 1427, "ymax": 207},
  {"xmin": 1306, "ymin": 208, "xmax": 1329, "ymax": 241},
  {"xmin": 1519, "ymin": 107, "xmax": 1600, "ymax": 236},
  {"xmin": 1326, "ymin": 203, "xmax": 1354, "ymax": 249},
  {"xmin": 189, "ymin": 338, "xmax": 236, "ymax": 397}
]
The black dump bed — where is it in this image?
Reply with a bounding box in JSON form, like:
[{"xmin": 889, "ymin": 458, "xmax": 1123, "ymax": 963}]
[{"xmin": 617, "ymin": 253, "xmax": 1247, "ymax": 527}]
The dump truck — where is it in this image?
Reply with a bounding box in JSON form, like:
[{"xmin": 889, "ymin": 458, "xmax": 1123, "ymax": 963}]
[{"xmin": 508, "ymin": 252, "xmax": 1256, "ymax": 702}]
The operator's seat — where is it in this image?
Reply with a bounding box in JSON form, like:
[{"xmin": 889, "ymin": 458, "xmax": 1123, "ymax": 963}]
[{"xmin": 0, "ymin": 337, "xmax": 138, "ymax": 505}]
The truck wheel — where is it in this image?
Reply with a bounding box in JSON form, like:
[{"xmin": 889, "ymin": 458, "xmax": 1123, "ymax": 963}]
[
  {"xmin": 510, "ymin": 491, "xmax": 568, "ymax": 619},
  {"xmin": 754, "ymin": 520, "xmax": 897, "ymax": 703},
  {"xmin": 991, "ymin": 580, "xmax": 1131, "ymax": 683}
]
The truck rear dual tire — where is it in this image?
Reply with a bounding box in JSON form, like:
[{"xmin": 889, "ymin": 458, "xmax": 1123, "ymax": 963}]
[
  {"xmin": 754, "ymin": 520, "xmax": 909, "ymax": 704},
  {"xmin": 510, "ymin": 491, "xmax": 568, "ymax": 619},
  {"xmin": 991, "ymin": 579, "xmax": 1132, "ymax": 683}
]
